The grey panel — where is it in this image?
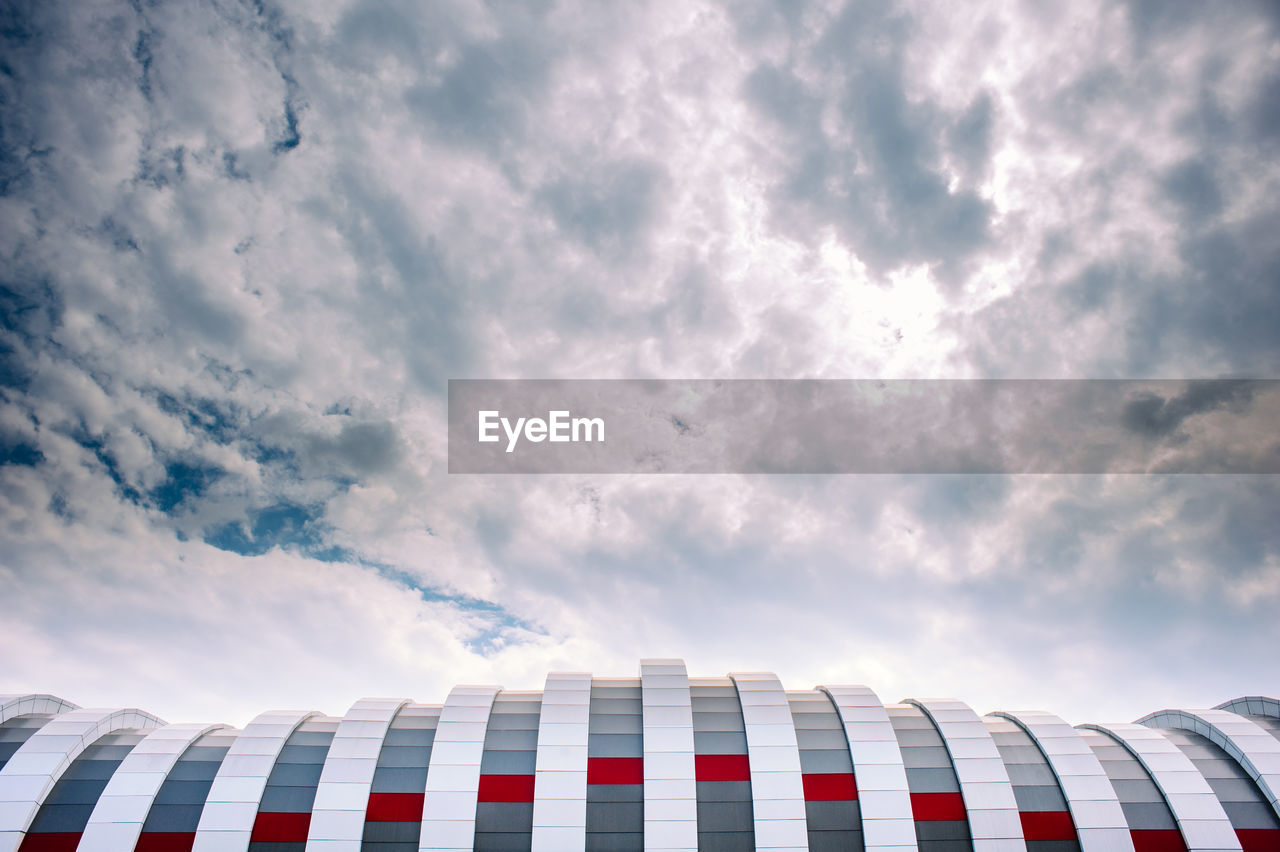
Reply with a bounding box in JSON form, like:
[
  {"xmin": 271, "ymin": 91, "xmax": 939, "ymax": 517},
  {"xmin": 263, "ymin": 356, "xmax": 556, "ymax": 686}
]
[
  {"xmin": 476, "ymin": 802, "xmax": 535, "ymax": 830},
  {"xmin": 142, "ymin": 803, "xmax": 207, "ymax": 831},
  {"xmin": 798, "ymin": 749, "xmax": 855, "ymax": 773},
  {"xmin": 805, "ymin": 830, "xmax": 864, "ymax": 852},
  {"xmin": 894, "ymin": 729, "xmax": 947, "ymax": 748},
  {"xmin": 479, "ymin": 750, "xmax": 537, "ymax": 774},
  {"xmin": 180, "ymin": 745, "xmax": 233, "ymax": 761},
  {"xmin": 259, "ymin": 784, "xmax": 318, "ymax": 811},
  {"xmin": 40, "ymin": 778, "xmax": 107, "ymax": 804},
  {"xmin": 1117, "ymin": 801, "xmax": 1177, "ymax": 830},
  {"xmin": 166, "ymin": 762, "xmax": 225, "ymax": 781},
  {"xmin": 694, "ymin": 831, "xmax": 755, "ymax": 852},
  {"xmin": 383, "ymin": 727, "xmax": 437, "ymax": 745},
  {"xmin": 584, "ymin": 831, "xmax": 644, "ymax": 852},
  {"xmin": 1012, "ymin": 784, "xmax": 1067, "ymax": 811},
  {"xmin": 370, "ymin": 766, "xmax": 429, "ymax": 792},
  {"xmin": 473, "ymin": 832, "xmax": 534, "ymax": 852},
  {"xmin": 695, "ymin": 800, "xmax": 754, "ymax": 831},
  {"xmin": 586, "ymin": 785, "xmax": 645, "ymax": 803},
  {"xmin": 794, "ymin": 729, "xmax": 850, "ymax": 750},
  {"xmin": 1005, "ymin": 763, "xmax": 1057, "ymax": 786},
  {"xmin": 803, "ymin": 799, "xmax": 860, "ymax": 831},
  {"xmin": 691, "ymin": 698, "xmax": 748, "ymax": 713},
  {"xmin": 376, "ymin": 746, "xmax": 432, "ymax": 767},
  {"xmin": 587, "ymin": 734, "xmax": 644, "ymax": 757},
  {"xmin": 695, "ymin": 781, "xmax": 752, "ymax": 803},
  {"xmin": 265, "ymin": 762, "xmax": 324, "ymax": 786},
  {"xmin": 1222, "ymin": 800, "xmax": 1280, "ymax": 829},
  {"xmin": 154, "ymin": 779, "xmax": 215, "ymax": 804},
  {"xmin": 584, "ymin": 801, "xmax": 644, "ymax": 832},
  {"xmin": 915, "ymin": 820, "xmax": 972, "ymax": 841},
  {"xmin": 28, "ymin": 803, "xmax": 96, "ymax": 832},
  {"xmin": 362, "ymin": 820, "xmax": 422, "ymax": 842},
  {"xmin": 902, "ymin": 745, "xmax": 954, "ymax": 768},
  {"xmin": 586, "ymin": 715, "xmax": 643, "ymax": 735},
  {"xmin": 276, "ymin": 744, "xmax": 331, "ymax": 763},
  {"xmin": 1108, "ymin": 778, "xmax": 1164, "ymax": 803},
  {"xmin": 486, "ymin": 714, "xmax": 542, "ymax": 731},
  {"xmin": 693, "ymin": 731, "xmax": 749, "ymax": 753},
  {"xmin": 691, "ymin": 712, "xmax": 748, "ymax": 732},
  {"xmin": 483, "ymin": 730, "xmax": 539, "ymax": 750},
  {"xmin": 905, "ymin": 766, "xmax": 962, "ymax": 793}
]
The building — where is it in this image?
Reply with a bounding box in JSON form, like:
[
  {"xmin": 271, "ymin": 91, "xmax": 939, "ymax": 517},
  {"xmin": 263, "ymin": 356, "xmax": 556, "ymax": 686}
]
[{"xmin": 0, "ymin": 659, "xmax": 1276, "ymax": 852}]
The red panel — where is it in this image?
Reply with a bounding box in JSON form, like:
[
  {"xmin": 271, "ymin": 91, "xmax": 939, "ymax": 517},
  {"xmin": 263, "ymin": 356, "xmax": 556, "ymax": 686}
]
[
  {"xmin": 477, "ymin": 774, "xmax": 536, "ymax": 802},
  {"xmin": 695, "ymin": 754, "xmax": 751, "ymax": 782},
  {"xmin": 365, "ymin": 792, "xmax": 426, "ymax": 822},
  {"xmin": 1019, "ymin": 811, "xmax": 1076, "ymax": 841},
  {"xmin": 910, "ymin": 791, "xmax": 967, "ymax": 821},
  {"xmin": 1236, "ymin": 829, "xmax": 1280, "ymax": 852},
  {"xmin": 17, "ymin": 835, "xmax": 81, "ymax": 852},
  {"xmin": 587, "ymin": 757, "xmax": 644, "ymax": 785},
  {"xmin": 1129, "ymin": 829, "xmax": 1189, "ymax": 852},
  {"xmin": 802, "ymin": 772, "xmax": 859, "ymax": 801},
  {"xmin": 134, "ymin": 833, "xmax": 197, "ymax": 852},
  {"xmin": 249, "ymin": 811, "xmax": 311, "ymax": 843}
]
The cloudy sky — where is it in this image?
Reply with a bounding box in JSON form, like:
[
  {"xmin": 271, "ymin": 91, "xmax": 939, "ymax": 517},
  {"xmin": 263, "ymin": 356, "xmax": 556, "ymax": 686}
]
[{"xmin": 1, "ymin": 0, "xmax": 1277, "ymax": 729}]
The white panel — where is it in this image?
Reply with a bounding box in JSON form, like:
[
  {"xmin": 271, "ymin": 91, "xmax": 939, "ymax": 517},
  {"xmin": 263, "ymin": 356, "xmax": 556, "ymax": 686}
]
[
  {"xmin": 532, "ymin": 672, "xmax": 589, "ymax": 852},
  {"xmin": 192, "ymin": 709, "xmax": 318, "ymax": 852},
  {"xmin": 0, "ymin": 696, "xmax": 79, "ymax": 725},
  {"xmin": 79, "ymin": 722, "xmax": 226, "ymax": 852},
  {"xmin": 420, "ymin": 684, "xmax": 500, "ymax": 852},
  {"xmin": 0, "ymin": 707, "xmax": 164, "ymax": 852},
  {"xmin": 908, "ymin": 699, "xmax": 1026, "ymax": 852},
  {"xmin": 1139, "ymin": 708, "xmax": 1280, "ymax": 817},
  {"xmin": 305, "ymin": 697, "xmax": 409, "ymax": 851},
  {"xmin": 729, "ymin": 672, "xmax": 807, "ymax": 851},
  {"xmin": 641, "ymin": 659, "xmax": 697, "ymax": 852},
  {"xmin": 1082, "ymin": 722, "xmax": 1242, "ymax": 852}
]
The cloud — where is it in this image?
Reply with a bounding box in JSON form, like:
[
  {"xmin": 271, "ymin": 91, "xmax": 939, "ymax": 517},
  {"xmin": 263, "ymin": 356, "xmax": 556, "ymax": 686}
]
[{"xmin": 0, "ymin": 0, "xmax": 1275, "ymax": 725}]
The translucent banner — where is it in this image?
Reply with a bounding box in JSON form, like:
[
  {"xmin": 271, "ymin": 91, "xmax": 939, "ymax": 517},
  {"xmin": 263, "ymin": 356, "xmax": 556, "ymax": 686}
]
[{"xmin": 447, "ymin": 379, "xmax": 1279, "ymax": 473}]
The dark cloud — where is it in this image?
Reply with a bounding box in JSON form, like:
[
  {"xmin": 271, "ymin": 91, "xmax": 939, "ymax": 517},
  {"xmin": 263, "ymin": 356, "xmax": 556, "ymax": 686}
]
[
  {"xmin": 739, "ymin": 0, "xmax": 995, "ymax": 279},
  {"xmin": 1120, "ymin": 380, "xmax": 1257, "ymax": 439},
  {"xmin": 537, "ymin": 158, "xmax": 669, "ymax": 259}
]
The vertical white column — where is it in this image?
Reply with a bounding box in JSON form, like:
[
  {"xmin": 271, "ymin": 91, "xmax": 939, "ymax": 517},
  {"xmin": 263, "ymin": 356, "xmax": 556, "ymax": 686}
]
[
  {"xmin": 907, "ymin": 699, "xmax": 1026, "ymax": 852},
  {"xmin": 730, "ymin": 672, "xmax": 809, "ymax": 851},
  {"xmin": 79, "ymin": 722, "xmax": 227, "ymax": 852},
  {"xmin": 419, "ymin": 685, "xmax": 501, "ymax": 852},
  {"xmin": 991, "ymin": 711, "xmax": 1133, "ymax": 852},
  {"xmin": 819, "ymin": 685, "xmax": 918, "ymax": 852},
  {"xmin": 307, "ymin": 697, "xmax": 410, "ymax": 851},
  {"xmin": 193, "ymin": 709, "xmax": 318, "ymax": 851},
  {"xmin": 641, "ymin": 658, "xmax": 698, "ymax": 851},
  {"xmin": 531, "ymin": 671, "xmax": 592, "ymax": 852}
]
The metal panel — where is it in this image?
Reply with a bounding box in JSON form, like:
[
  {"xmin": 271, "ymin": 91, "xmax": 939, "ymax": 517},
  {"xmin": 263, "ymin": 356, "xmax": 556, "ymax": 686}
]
[
  {"xmin": 819, "ymin": 686, "xmax": 918, "ymax": 852},
  {"xmin": 991, "ymin": 711, "xmax": 1130, "ymax": 852},
  {"xmin": 641, "ymin": 659, "xmax": 697, "ymax": 852},
  {"xmin": 192, "ymin": 709, "xmax": 319, "ymax": 851},
  {"xmin": 730, "ymin": 672, "xmax": 808, "ymax": 851},
  {"xmin": 908, "ymin": 699, "xmax": 1026, "ymax": 852},
  {"xmin": 420, "ymin": 684, "xmax": 501, "ymax": 852},
  {"xmin": 532, "ymin": 671, "xmax": 591, "ymax": 852},
  {"xmin": 306, "ymin": 696, "xmax": 410, "ymax": 850},
  {"xmin": 1080, "ymin": 723, "xmax": 1241, "ymax": 852},
  {"xmin": 78, "ymin": 722, "xmax": 226, "ymax": 852},
  {"xmin": 0, "ymin": 707, "xmax": 163, "ymax": 852},
  {"xmin": 1139, "ymin": 709, "xmax": 1280, "ymax": 820}
]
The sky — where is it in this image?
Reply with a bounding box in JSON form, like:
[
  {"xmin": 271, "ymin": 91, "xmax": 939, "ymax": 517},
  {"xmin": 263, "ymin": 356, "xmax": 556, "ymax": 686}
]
[{"xmin": 1, "ymin": 0, "xmax": 1277, "ymax": 730}]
